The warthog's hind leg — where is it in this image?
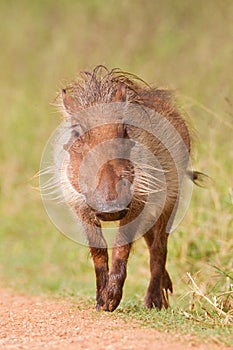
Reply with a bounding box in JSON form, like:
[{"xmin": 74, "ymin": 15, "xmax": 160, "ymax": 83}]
[{"xmin": 144, "ymin": 220, "xmax": 173, "ymax": 309}]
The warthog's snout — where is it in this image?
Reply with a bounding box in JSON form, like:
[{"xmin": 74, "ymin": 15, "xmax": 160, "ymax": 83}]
[{"xmin": 85, "ymin": 159, "xmax": 133, "ymax": 221}]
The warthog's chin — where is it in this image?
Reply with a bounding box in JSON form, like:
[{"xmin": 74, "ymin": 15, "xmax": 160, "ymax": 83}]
[{"xmin": 95, "ymin": 208, "xmax": 129, "ymax": 221}]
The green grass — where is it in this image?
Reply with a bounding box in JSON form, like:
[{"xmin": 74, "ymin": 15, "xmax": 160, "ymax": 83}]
[
  {"xmin": 0, "ymin": 0, "xmax": 232, "ymax": 346},
  {"xmin": 117, "ymin": 301, "xmax": 233, "ymax": 346}
]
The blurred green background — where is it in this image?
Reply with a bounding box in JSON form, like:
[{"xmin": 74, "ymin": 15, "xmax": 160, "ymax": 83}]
[{"xmin": 0, "ymin": 0, "xmax": 232, "ymax": 310}]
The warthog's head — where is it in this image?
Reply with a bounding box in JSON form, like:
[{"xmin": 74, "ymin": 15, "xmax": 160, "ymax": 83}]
[
  {"xmin": 60, "ymin": 67, "xmax": 142, "ymax": 222},
  {"xmin": 64, "ymin": 117, "xmax": 135, "ymax": 222}
]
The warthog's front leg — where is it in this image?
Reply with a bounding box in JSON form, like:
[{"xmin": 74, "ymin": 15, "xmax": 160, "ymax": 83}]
[
  {"xmin": 90, "ymin": 246, "xmax": 109, "ymax": 310},
  {"xmin": 103, "ymin": 242, "xmax": 132, "ymax": 312},
  {"xmin": 84, "ymin": 218, "xmax": 109, "ymax": 311}
]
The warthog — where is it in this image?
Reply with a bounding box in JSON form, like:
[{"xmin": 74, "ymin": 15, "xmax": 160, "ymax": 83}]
[{"xmin": 44, "ymin": 65, "xmax": 202, "ymax": 311}]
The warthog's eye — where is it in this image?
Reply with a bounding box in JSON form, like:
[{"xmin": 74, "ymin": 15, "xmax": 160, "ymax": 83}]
[
  {"xmin": 71, "ymin": 124, "xmax": 81, "ymax": 139},
  {"xmin": 72, "ymin": 129, "xmax": 80, "ymax": 138}
]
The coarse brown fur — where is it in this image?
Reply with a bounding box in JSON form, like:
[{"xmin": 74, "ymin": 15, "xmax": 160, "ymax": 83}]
[{"xmin": 58, "ymin": 65, "xmax": 198, "ymax": 311}]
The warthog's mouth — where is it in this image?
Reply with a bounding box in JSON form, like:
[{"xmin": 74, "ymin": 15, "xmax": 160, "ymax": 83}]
[{"xmin": 95, "ymin": 208, "xmax": 129, "ymax": 221}]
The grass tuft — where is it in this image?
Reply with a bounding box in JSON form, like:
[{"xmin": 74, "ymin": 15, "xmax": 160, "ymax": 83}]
[{"xmin": 185, "ymin": 272, "xmax": 233, "ymax": 323}]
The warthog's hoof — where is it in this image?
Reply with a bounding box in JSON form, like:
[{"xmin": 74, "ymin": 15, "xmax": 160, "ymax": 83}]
[{"xmin": 144, "ymin": 270, "xmax": 173, "ymax": 309}]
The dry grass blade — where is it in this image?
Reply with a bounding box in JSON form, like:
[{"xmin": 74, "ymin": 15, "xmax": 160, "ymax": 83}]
[{"xmin": 186, "ymin": 273, "xmax": 233, "ymax": 323}]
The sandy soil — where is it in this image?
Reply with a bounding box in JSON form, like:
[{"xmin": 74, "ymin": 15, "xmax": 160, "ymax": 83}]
[{"xmin": 0, "ymin": 288, "xmax": 231, "ymax": 350}]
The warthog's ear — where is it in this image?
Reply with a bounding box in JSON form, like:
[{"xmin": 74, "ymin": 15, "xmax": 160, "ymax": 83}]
[
  {"xmin": 187, "ymin": 170, "xmax": 211, "ymax": 187},
  {"xmin": 112, "ymin": 83, "xmax": 127, "ymax": 102},
  {"xmin": 62, "ymin": 89, "xmax": 78, "ymax": 117}
]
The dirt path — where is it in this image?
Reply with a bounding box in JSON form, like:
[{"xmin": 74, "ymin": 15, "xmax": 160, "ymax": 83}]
[{"xmin": 0, "ymin": 289, "xmax": 230, "ymax": 350}]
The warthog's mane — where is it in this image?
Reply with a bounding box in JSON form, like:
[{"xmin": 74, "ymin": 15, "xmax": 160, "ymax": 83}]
[{"xmin": 56, "ymin": 65, "xmax": 172, "ymax": 114}]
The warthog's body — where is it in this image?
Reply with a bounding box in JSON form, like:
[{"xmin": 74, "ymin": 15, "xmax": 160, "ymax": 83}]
[{"xmin": 58, "ymin": 65, "xmax": 198, "ymax": 311}]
